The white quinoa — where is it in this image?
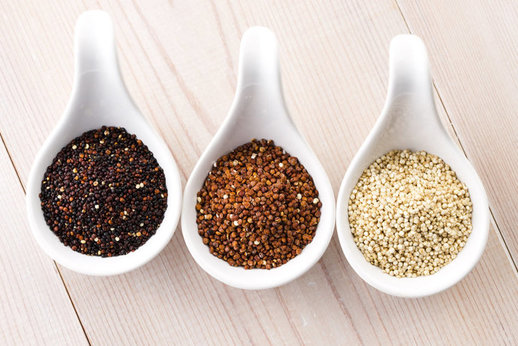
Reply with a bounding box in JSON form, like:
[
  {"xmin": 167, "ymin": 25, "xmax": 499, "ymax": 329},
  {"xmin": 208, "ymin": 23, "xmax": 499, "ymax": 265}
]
[{"xmin": 348, "ymin": 150, "xmax": 473, "ymax": 278}]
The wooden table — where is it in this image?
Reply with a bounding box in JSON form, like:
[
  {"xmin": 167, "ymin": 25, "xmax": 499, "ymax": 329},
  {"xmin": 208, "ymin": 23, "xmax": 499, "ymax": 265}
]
[{"xmin": 1, "ymin": 1, "xmax": 517, "ymax": 344}]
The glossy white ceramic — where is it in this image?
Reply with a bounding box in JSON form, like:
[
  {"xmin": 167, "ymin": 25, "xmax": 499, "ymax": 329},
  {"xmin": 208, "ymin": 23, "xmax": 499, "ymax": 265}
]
[
  {"xmin": 182, "ymin": 27, "xmax": 335, "ymax": 290},
  {"xmin": 336, "ymin": 35, "xmax": 489, "ymax": 298},
  {"xmin": 26, "ymin": 11, "xmax": 182, "ymax": 276}
]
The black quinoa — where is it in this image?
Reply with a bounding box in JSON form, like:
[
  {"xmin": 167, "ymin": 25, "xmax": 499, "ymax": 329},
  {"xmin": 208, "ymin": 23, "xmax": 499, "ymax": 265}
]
[{"xmin": 39, "ymin": 126, "xmax": 167, "ymax": 257}]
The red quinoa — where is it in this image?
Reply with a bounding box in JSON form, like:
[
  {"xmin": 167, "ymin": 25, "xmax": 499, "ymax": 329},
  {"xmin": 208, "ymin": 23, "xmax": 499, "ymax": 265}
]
[{"xmin": 196, "ymin": 139, "xmax": 321, "ymax": 269}]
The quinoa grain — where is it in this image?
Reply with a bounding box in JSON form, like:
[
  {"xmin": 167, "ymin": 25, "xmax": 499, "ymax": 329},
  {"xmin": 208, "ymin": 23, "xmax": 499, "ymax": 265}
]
[
  {"xmin": 348, "ymin": 150, "xmax": 472, "ymax": 278},
  {"xmin": 196, "ymin": 139, "xmax": 321, "ymax": 269},
  {"xmin": 39, "ymin": 126, "xmax": 167, "ymax": 257}
]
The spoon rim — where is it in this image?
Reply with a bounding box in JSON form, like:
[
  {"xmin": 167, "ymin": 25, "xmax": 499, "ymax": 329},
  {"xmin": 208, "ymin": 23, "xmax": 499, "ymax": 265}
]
[
  {"xmin": 335, "ymin": 34, "xmax": 490, "ymax": 297},
  {"xmin": 24, "ymin": 10, "xmax": 183, "ymax": 276},
  {"xmin": 335, "ymin": 141, "xmax": 489, "ymax": 298},
  {"xmin": 25, "ymin": 115, "xmax": 183, "ymax": 276},
  {"xmin": 181, "ymin": 135, "xmax": 336, "ymax": 290},
  {"xmin": 180, "ymin": 26, "xmax": 335, "ymax": 289}
]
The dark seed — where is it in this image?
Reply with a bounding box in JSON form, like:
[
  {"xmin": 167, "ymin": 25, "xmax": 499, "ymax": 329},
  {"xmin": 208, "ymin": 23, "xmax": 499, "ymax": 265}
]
[{"xmin": 39, "ymin": 126, "xmax": 167, "ymax": 257}]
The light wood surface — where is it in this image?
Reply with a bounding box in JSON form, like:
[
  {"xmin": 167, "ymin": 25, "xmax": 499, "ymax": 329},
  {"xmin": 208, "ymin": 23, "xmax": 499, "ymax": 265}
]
[
  {"xmin": 1, "ymin": 0, "xmax": 517, "ymax": 344},
  {"xmin": 0, "ymin": 141, "xmax": 88, "ymax": 345}
]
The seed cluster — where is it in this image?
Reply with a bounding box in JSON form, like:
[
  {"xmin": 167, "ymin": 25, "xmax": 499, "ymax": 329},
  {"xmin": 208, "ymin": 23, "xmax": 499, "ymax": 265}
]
[
  {"xmin": 40, "ymin": 126, "xmax": 168, "ymax": 257},
  {"xmin": 196, "ymin": 139, "xmax": 321, "ymax": 269},
  {"xmin": 348, "ymin": 150, "xmax": 472, "ymax": 277}
]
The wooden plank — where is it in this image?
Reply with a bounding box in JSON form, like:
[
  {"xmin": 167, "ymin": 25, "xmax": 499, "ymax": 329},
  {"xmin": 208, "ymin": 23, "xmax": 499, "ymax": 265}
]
[
  {"xmin": 0, "ymin": 0, "xmax": 517, "ymax": 344},
  {"xmin": 0, "ymin": 139, "xmax": 89, "ymax": 344},
  {"xmin": 396, "ymin": 0, "xmax": 518, "ymax": 265}
]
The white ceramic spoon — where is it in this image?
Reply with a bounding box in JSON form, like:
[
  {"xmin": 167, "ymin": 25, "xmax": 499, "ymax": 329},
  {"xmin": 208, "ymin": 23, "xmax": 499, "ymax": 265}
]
[
  {"xmin": 336, "ymin": 35, "xmax": 489, "ymax": 297},
  {"xmin": 26, "ymin": 10, "xmax": 182, "ymax": 276},
  {"xmin": 182, "ymin": 27, "xmax": 335, "ymax": 290}
]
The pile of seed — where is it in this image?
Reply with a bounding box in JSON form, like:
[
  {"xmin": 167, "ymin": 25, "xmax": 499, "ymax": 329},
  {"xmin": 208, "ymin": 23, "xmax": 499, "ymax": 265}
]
[
  {"xmin": 348, "ymin": 150, "xmax": 472, "ymax": 278},
  {"xmin": 40, "ymin": 126, "xmax": 167, "ymax": 257},
  {"xmin": 196, "ymin": 139, "xmax": 321, "ymax": 269}
]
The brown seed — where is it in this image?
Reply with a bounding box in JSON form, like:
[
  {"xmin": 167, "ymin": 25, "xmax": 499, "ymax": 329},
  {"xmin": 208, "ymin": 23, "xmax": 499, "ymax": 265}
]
[{"xmin": 196, "ymin": 139, "xmax": 321, "ymax": 269}]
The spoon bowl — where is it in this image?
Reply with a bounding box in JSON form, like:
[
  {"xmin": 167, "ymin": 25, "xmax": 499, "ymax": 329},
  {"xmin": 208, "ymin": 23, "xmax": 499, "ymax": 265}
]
[
  {"xmin": 26, "ymin": 11, "xmax": 182, "ymax": 276},
  {"xmin": 336, "ymin": 35, "xmax": 489, "ymax": 297},
  {"xmin": 182, "ymin": 27, "xmax": 335, "ymax": 290}
]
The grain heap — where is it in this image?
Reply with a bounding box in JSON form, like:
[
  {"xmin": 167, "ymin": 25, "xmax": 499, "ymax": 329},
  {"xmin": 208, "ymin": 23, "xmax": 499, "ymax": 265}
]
[
  {"xmin": 40, "ymin": 126, "xmax": 167, "ymax": 257},
  {"xmin": 196, "ymin": 139, "xmax": 321, "ymax": 269},
  {"xmin": 348, "ymin": 150, "xmax": 472, "ymax": 277}
]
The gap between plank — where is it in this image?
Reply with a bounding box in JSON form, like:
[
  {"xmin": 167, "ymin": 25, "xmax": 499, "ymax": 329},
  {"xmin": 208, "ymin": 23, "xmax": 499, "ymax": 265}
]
[
  {"xmin": 0, "ymin": 132, "xmax": 92, "ymax": 346},
  {"xmin": 393, "ymin": 0, "xmax": 518, "ymax": 273}
]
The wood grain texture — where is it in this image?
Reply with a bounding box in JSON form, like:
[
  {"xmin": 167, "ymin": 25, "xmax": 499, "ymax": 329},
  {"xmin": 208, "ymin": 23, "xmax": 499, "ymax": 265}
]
[
  {"xmin": 0, "ymin": 0, "xmax": 517, "ymax": 344},
  {"xmin": 0, "ymin": 140, "xmax": 89, "ymax": 345},
  {"xmin": 396, "ymin": 0, "xmax": 518, "ymax": 266}
]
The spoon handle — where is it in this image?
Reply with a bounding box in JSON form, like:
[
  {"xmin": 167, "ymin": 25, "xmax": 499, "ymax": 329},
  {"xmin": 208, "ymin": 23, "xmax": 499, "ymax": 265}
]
[
  {"xmin": 72, "ymin": 10, "xmax": 132, "ymax": 109},
  {"xmin": 75, "ymin": 11, "xmax": 118, "ymax": 77},
  {"xmin": 237, "ymin": 27, "xmax": 283, "ymax": 103},
  {"xmin": 386, "ymin": 34, "xmax": 435, "ymax": 109}
]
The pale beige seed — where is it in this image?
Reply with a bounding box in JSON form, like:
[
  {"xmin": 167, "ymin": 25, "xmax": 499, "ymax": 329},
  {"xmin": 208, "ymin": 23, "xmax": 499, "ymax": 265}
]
[{"xmin": 348, "ymin": 150, "xmax": 473, "ymax": 278}]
